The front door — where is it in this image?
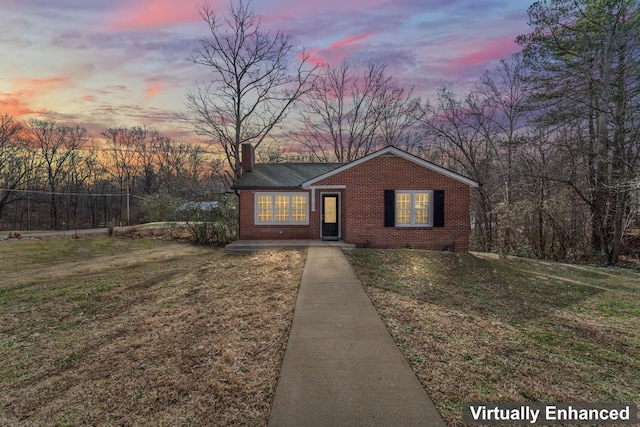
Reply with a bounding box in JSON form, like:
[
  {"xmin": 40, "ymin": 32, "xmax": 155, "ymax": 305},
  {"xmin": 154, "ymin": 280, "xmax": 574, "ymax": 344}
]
[{"xmin": 321, "ymin": 194, "xmax": 340, "ymax": 240}]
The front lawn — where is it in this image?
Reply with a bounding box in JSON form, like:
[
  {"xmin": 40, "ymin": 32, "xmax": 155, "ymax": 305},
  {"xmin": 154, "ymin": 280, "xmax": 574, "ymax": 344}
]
[
  {"xmin": 0, "ymin": 236, "xmax": 304, "ymax": 426},
  {"xmin": 345, "ymin": 250, "xmax": 640, "ymax": 426}
]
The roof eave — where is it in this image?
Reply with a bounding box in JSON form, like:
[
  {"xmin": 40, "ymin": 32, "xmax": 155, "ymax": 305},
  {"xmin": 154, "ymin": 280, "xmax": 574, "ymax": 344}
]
[
  {"xmin": 231, "ymin": 185, "xmax": 304, "ymax": 190},
  {"xmin": 301, "ymin": 146, "xmax": 481, "ymax": 188}
]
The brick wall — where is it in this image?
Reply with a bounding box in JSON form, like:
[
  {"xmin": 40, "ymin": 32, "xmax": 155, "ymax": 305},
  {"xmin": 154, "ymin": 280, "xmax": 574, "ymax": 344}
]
[
  {"xmin": 313, "ymin": 155, "xmax": 471, "ymax": 252},
  {"xmin": 237, "ymin": 154, "xmax": 472, "ymax": 252}
]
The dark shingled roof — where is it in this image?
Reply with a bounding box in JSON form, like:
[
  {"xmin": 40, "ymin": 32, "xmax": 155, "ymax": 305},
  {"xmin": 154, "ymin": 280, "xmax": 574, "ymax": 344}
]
[{"xmin": 232, "ymin": 163, "xmax": 344, "ymax": 189}]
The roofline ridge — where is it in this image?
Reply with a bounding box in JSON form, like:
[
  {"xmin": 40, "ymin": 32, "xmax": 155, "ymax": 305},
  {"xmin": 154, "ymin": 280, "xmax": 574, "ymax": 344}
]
[{"xmin": 301, "ymin": 146, "xmax": 480, "ymax": 188}]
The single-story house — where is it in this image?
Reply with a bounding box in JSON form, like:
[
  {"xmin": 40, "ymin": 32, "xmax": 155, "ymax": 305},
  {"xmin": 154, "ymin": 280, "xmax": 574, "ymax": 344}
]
[{"xmin": 232, "ymin": 144, "xmax": 480, "ymax": 252}]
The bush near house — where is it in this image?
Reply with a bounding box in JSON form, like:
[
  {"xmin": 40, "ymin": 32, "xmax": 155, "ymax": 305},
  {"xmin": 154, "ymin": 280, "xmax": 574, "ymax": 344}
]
[{"xmin": 179, "ymin": 194, "xmax": 239, "ymax": 245}]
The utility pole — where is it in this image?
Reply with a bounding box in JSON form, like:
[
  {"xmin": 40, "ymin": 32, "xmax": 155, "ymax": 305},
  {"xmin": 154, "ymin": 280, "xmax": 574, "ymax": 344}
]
[{"xmin": 126, "ymin": 187, "xmax": 130, "ymax": 226}]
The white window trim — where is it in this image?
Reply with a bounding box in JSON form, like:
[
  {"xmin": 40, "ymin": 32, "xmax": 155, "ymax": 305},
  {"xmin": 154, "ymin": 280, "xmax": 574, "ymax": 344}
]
[
  {"xmin": 395, "ymin": 190, "xmax": 434, "ymax": 227},
  {"xmin": 254, "ymin": 192, "xmax": 309, "ymax": 225}
]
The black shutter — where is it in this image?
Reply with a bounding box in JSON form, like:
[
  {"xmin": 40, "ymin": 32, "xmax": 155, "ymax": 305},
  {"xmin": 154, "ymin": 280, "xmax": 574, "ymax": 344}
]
[
  {"xmin": 434, "ymin": 190, "xmax": 444, "ymax": 227},
  {"xmin": 384, "ymin": 190, "xmax": 395, "ymax": 227}
]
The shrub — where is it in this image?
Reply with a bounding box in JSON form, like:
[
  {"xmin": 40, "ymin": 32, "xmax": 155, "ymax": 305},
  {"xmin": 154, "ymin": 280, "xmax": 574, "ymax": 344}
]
[
  {"xmin": 180, "ymin": 195, "xmax": 238, "ymax": 245},
  {"xmin": 138, "ymin": 190, "xmax": 185, "ymax": 223}
]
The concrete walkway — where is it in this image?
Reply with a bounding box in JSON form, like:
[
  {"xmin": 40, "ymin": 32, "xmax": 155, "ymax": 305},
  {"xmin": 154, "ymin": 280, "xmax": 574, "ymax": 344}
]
[
  {"xmin": 269, "ymin": 247, "xmax": 446, "ymax": 427},
  {"xmin": 225, "ymin": 239, "xmax": 355, "ymax": 251}
]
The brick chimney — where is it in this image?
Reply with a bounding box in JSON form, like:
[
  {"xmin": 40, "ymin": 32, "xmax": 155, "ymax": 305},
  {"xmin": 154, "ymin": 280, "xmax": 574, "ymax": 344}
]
[{"xmin": 241, "ymin": 143, "xmax": 255, "ymax": 174}]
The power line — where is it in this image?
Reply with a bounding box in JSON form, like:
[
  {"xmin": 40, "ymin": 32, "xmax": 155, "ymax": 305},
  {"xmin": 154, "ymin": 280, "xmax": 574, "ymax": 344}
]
[{"xmin": 0, "ymin": 188, "xmax": 126, "ymax": 197}]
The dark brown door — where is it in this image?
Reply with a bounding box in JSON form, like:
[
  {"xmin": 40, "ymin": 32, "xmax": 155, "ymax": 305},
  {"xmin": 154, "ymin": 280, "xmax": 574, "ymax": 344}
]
[{"xmin": 321, "ymin": 194, "xmax": 339, "ymax": 240}]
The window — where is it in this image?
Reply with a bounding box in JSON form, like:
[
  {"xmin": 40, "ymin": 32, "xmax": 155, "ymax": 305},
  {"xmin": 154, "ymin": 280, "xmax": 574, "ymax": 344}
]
[
  {"xmin": 291, "ymin": 196, "xmax": 307, "ymax": 222},
  {"xmin": 385, "ymin": 190, "xmax": 441, "ymax": 227},
  {"xmin": 255, "ymin": 193, "xmax": 309, "ymax": 225},
  {"xmin": 396, "ymin": 191, "xmax": 431, "ymax": 226}
]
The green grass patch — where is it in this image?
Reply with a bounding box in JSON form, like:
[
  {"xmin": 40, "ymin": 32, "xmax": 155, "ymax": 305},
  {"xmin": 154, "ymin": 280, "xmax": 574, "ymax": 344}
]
[
  {"xmin": 346, "ymin": 249, "xmax": 640, "ymax": 426},
  {"xmin": 0, "ymin": 236, "xmax": 163, "ymax": 270}
]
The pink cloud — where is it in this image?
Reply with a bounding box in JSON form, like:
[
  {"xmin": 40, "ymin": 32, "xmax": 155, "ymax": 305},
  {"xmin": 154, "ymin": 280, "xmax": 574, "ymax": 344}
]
[
  {"xmin": 108, "ymin": 0, "xmax": 204, "ymax": 30},
  {"xmin": 304, "ymin": 33, "xmax": 374, "ymax": 66},
  {"xmin": 453, "ymin": 36, "xmax": 521, "ymax": 69},
  {"xmin": 328, "ymin": 34, "xmax": 373, "ymax": 50}
]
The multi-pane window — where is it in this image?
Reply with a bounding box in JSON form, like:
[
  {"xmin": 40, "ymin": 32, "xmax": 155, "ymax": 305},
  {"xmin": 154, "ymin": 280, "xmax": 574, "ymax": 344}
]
[
  {"xmin": 255, "ymin": 193, "xmax": 308, "ymax": 224},
  {"xmin": 291, "ymin": 196, "xmax": 307, "ymax": 222},
  {"xmin": 257, "ymin": 195, "xmax": 272, "ymax": 223},
  {"xmin": 395, "ymin": 191, "xmax": 432, "ymax": 226},
  {"xmin": 274, "ymin": 196, "xmax": 289, "ymax": 222},
  {"xmin": 396, "ymin": 193, "xmax": 411, "ymax": 224}
]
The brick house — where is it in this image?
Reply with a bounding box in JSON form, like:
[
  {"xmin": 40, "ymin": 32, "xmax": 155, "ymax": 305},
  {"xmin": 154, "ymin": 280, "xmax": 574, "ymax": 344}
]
[{"xmin": 231, "ymin": 144, "xmax": 480, "ymax": 252}]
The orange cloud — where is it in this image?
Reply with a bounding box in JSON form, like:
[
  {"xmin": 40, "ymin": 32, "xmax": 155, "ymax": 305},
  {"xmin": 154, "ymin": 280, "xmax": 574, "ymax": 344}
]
[
  {"xmin": 0, "ymin": 77, "xmax": 71, "ymax": 119},
  {"xmin": 146, "ymin": 81, "xmax": 163, "ymax": 99},
  {"xmin": 109, "ymin": 0, "xmax": 202, "ymax": 30},
  {"xmin": 12, "ymin": 77, "xmax": 70, "ymax": 93},
  {"xmin": 0, "ymin": 96, "xmax": 38, "ymax": 117}
]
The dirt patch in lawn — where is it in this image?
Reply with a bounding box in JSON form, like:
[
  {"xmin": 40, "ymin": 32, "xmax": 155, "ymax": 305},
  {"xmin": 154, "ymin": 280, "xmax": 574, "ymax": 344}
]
[
  {"xmin": 1, "ymin": 236, "xmax": 305, "ymax": 426},
  {"xmin": 346, "ymin": 249, "xmax": 640, "ymax": 426}
]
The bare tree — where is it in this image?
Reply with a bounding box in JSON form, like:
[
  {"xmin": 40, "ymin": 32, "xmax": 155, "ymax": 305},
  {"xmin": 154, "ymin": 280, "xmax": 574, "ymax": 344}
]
[
  {"xmin": 102, "ymin": 126, "xmax": 141, "ymax": 195},
  {"xmin": 62, "ymin": 143, "xmax": 100, "ymax": 230},
  {"xmin": 25, "ymin": 119, "xmax": 89, "ymax": 229},
  {"xmin": 185, "ymin": 0, "xmax": 318, "ymax": 183},
  {"xmin": 130, "ymin": 127, "xmax": 166, "ymax": 195},
  {"xmin": 474, "ymin": 55, "xmax": 529, "ymax": 206},
  {"xmin": 421, "ymin": 88, "xmax": 498, "ymax": 251},
  {"xmin": 103, "ymin": 125, "xmax": 169, "ymax": 195},
  {"xmin": 0, "ymin": 115, "xmax": 37, "ymax": 221},
  {"xmin": 469, "ymin": 54, "xmax": 531, "ymax": 250},
  {"xmin": 297, "ymin": 61, "xmax": 422, "ymax": 162},
  {"xmin": 517, "ymin": 123, "xmax": 594, "ymax": 259},
  {"xmin": 377, "ymin": 85, "xmax": 424, "ymax": 153},
  {"xmin": 156, "ymin": 139, "xmax": 210, "ymax": 195},
  {"xmin": 0, "ymin": 114, "xmax": 22, "ymax": 148}
]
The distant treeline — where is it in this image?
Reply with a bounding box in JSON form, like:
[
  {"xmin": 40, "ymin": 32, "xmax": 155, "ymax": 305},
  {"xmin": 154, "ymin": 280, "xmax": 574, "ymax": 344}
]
[{"xmin": 0, "ymin": 119, "xmax": 226, "ymax": 231}]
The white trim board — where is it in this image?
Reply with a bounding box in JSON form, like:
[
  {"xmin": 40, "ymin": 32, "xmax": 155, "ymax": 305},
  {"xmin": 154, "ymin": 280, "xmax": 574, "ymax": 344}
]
[{"xmin": 301, "ymin": 146, "xmax": 480, "ymax": 188}]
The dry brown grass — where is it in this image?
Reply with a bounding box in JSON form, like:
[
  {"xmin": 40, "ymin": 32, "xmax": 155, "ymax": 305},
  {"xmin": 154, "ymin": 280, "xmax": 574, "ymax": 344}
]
[
  {"xmin": 0, "ymin": 236, "xmax": 305, "ymax": 426},
  {"xmin": 346, "ymin": 249, "xmax": 640, "ymax": 426}
]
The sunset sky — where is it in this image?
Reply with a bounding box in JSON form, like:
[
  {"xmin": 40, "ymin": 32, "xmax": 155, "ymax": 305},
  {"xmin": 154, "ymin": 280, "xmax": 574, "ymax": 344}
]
[{"xmin": 0, "ymin": 0, "xmax": 533, "ymax": 139}]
